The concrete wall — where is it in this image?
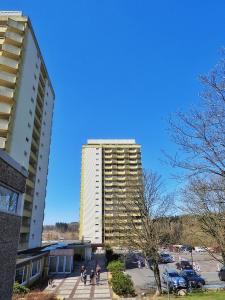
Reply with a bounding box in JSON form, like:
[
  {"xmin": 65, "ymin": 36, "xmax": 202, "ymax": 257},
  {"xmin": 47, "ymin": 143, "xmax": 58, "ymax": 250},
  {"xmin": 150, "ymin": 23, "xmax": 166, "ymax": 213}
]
[
  {"xmin": 0, "ymin": 211, "xmax": 21, "ymax": 300},
  {"xmin": 29, "ymin": 80, "xmax": 54, "ymax": 248},
  {"xmin": 82, "ymin": 147, "xmax": 103, "ymax": 244}
]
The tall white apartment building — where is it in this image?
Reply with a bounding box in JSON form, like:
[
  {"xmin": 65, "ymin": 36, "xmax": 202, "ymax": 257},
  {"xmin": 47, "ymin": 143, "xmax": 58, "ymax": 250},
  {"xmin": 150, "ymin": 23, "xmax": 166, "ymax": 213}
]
[
  {"xmin": 79, "ymin": 139, "xmax": 142, "ymax": 246},
  {"xmin": 0, "ymin": 11, "xmax": 55, "ymax": 249}
]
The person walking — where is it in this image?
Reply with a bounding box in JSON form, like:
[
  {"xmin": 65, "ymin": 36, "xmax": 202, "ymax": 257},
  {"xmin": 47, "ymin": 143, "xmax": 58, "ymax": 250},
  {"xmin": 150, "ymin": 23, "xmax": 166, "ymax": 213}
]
[
  {"xmin": 82, "ymin": 268, "xmax": 87, "ymax": 286},
  {"xmin": 137, "ymin": 259, "xmax": 141, "ymax": 269},
  {"xmin": 96, "ymin": 264, "xmax": 101, "ymax": 285},
  {"xmin": 90, "ymin": 269, "xmax": 95, "ymax": 285},
  {"xmin": 80, "ymin": 265, "xmax": 85, "ymax": 282}
]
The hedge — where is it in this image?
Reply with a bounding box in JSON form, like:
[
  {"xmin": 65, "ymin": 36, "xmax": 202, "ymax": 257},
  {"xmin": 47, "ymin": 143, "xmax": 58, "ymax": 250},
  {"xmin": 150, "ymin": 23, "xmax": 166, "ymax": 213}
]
[
  {"xmin": 111, "ymin": 271, "xmax": 136, "ymax": 297},
  {"xmin": 107, "ymin": 260, "xmax": 124, "ymax": 273}
]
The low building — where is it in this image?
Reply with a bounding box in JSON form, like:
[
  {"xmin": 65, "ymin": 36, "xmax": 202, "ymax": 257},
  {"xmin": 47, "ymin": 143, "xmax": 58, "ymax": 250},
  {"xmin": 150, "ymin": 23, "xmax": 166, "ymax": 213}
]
[
  {"xmin": 15, "ymin": 240, "xmax": 92, "ymax": 287},
  {"xmin": 0, "ymin": 149, "xmax": 27, "ymax": 300}
]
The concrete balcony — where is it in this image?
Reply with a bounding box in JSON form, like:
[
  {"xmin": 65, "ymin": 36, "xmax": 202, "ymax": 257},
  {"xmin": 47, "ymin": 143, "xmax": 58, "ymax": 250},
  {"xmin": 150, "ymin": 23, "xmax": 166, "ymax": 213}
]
[
  {"xmin": 8, "ymin": 18, "xmax": 25, "ymax": 32},
  {"xmin": 5, "ymin": 31, "xmax": 23, "ymax": 45},
  {"xmin": 0, "ymin": 136, "xmax": 6, "ymax": 148},
  {"xmin": 117, "ymin": 166, "xmax": 125, "ymax": 170},
  {"xmin": 0, "ymin": 56, "xmax": 18, "ymax": 73},
  {"xmin": 0, "ymin": 70, "xmax": 16, "ymax": 87},
  {"xmin": 30, "ymin": 151, "xmax": 38, "ymax": 162},
  {"xmin": 24, "ymin": 194, "xmax": 33, "ymax": 203},
  {"xmin": 28, "ymin": 164, "xmax": 36, "ymax": 175},
  {"xmin": 0, "ymin": 86, "xmax": 14, "ymax": 100},
  {"xmin": 2, "ymin": 43, "xmax": 21, "ymax": 57},
  {"xmin": 26, "ymin": 178, "xmax": 34, "ymax": 189},
  {"xmin": 23, "ymin": 208, "xmax": 32, "ymax": 218},
  {"xmin": 104, "ymin": 171, "xmax": 112, "ymax": 175},
  {"xmin": 20, "ymin": 225, "xmax": 30, "ymax": 233},
  {"xmin": 104, "ymin": 165, "xmax": 112, "ymax": 170},
  {"xmin": 105, "ymin": 182, "xmax": 113, "ymax": 187},
  {"xmin": 0, "ymin": 26, "xmax": 7, "ymax": 35}
]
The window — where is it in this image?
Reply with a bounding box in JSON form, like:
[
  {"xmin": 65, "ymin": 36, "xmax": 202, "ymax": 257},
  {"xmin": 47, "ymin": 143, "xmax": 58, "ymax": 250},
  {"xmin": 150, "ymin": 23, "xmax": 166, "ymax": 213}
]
[
  {"xmin": 35, "ymin": 63, "xmax": 38, "ymax": 69},
  {"xmin": 37, "ymin": 179, "xmax": 40, "ymax": 183},
  {"xmin": 38, "ymin": 167, "xmax": 41, "ymax": 171},
  {"xmin": 36, "ymin": 192, "xmax": 39, "ymax": 196},
  {"xmin": 24, "ymin": 151, "xmax": 27, "ymax": 157},
  {"xmin": 28, "ymin": 122, "xmax": 31, "ymax": 128},
  {"xmin": 31, "ymin": 260, "xmax": 41, "ymax": 277},
  {"xmin": 35, "ymin": 205, "xmax": 37, "ymax": 209},
  {"xmin": 31, "ymin": 97, "xmax": 34, "ymax": 103},
  {"xmin": 29, "ymin": 109, "xmax": 33, "ymax": 116},
  {"xmin": 15, "ymin": 266, "xmax": 28, "ymax": 284},
  {"xmin": 0, "ymin": 185, "xmax": 18, "ymax": 213},
  {"xmin": 33, "ymin": 219, "xmax": 36, "ymax": 224},
  {"xmin": 32, "ymin": 86, "xmax": 35, "ymax": 91},
  {"xmin": 26, "ymin": 137, "xmax": 29, "ymax": 142},
  {"xmin": 34, "ymin": 74, "xmax": 37, "ymax": 80}
]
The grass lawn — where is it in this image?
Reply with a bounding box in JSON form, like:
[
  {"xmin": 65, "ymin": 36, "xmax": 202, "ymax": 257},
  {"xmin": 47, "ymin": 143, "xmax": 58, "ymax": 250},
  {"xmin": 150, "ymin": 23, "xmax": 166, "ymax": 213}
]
[{"xmin": 158, "ymin": 291, "xmax": 225, "ymax": 300}]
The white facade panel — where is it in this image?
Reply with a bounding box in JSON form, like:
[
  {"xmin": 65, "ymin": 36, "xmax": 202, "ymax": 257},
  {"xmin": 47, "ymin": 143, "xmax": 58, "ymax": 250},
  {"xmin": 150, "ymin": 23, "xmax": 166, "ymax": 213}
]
[
  {"xmin": 9, "ymin": 28, "xmax": 39, "ymax": 170},
  {"xmin": 82, "ymin": 147, "xmax": 102, "ymax": 244},
  {"xmin": 29, "ymin": 81, "xmax": 54, "ymax": 248}
]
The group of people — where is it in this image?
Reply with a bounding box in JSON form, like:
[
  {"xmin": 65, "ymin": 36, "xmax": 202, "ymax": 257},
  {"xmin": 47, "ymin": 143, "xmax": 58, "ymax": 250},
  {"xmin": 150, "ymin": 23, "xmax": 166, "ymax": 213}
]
[{"xmin": 80, "ymin": 264, "xmax": 101, "ymax": 286}]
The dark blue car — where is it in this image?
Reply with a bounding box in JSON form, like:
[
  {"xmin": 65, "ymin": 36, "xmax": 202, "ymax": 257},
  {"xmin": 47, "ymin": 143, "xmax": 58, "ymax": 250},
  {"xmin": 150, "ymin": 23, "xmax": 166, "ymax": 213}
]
[
  {"xmin": 162, "ymin": 270, "xmax": 187, "ymax": 291},
  {"xmin": 180, "ymin": 269, "xmax": 205, "ymax": 287}
]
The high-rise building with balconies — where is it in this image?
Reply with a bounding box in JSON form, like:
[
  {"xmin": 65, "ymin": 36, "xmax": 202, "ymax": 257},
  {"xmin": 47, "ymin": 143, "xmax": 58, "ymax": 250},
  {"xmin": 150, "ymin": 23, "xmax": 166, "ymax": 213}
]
[
  {"xmin": 79, "ymin": 139, "xmax": 142, "ymax": 246},
  {"xmin": 0, "ymin": 11, "xmax": 55, "ymax": 249}
]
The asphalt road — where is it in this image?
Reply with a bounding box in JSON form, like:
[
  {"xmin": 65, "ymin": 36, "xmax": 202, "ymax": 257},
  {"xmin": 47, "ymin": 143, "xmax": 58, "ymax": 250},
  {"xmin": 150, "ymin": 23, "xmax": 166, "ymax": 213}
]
[{"xmin": 125, "ymin": 251, "xmax": 225, "ymax": 294}]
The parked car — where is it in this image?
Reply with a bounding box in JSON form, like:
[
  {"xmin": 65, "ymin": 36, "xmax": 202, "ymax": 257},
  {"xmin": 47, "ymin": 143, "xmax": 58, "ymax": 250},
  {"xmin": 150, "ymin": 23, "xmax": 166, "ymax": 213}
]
[
  {"xmin": 162, "ymin": 269, "xmax": 187, "ymax": 291},
  {"xmin": 180, "ymin": 245, "xmax": 194, "ymax": 252},
  {"xmin": 159, "ymin": 253, "xmax": 174, "ymax": 264},
  {"xmin": 176, "ymin": 259, "xmax": 193, "ymax": 270},
  {"xmin": 218, "ymin": 266, "xmax": 225, "ymax": 281},
  {"xmin": 195, "ymin": 247, "xmax": 207, "ymax": 253},
  {"xmin": 180, "ymin": 269, "xmax": 205, "ymax": 287}
]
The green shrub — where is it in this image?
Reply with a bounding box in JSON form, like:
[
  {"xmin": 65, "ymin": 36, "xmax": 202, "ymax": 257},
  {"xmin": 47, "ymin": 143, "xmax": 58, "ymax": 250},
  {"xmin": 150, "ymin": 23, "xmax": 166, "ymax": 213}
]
[
  {"xmin": 13, "ymin": 282, "xmax": 30, "ymax": 294},
  {"xmin": 111, "ymin": 271, "xmax": 136, "ymax": 297},
  {"xmin": 107, "ymin": 260, "xmax": 124, "ymax": 273}
]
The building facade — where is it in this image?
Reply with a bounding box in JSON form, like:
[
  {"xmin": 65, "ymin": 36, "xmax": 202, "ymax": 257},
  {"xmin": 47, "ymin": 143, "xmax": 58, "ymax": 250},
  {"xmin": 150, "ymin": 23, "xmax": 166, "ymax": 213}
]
[
  {"xmin": 79, "ymin": 139, "xmax": 142, "ymax": 246},
  {"xmin": 0, "ymin": 11, "xmax": 55, "ymax": 249},
  {"xmin": 0, "ymin": 149, "xmax": 27, "ymax": 300}
]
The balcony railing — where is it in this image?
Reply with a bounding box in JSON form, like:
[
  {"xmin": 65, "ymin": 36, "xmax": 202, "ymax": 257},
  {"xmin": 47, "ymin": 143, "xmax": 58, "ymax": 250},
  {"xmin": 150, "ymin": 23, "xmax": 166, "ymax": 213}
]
[
  {"xmin": 0, "ymin": 70, "xmax": 16, "ymax": 84},
  {"xmin": 2, "ymin": 43, "xmax": 21, "ymax": 56},
  {"xmin": 0, "ymin": 86, "xmax": 14, "ymax": 99},
  {"xmin": 5, "ymin": 31, "xmax": 23, "ymax": 44},
  {"xmin": 8, "ymin": 19, "xmax": 25, "ymax": 32},
  {"xmin": 0, "ymin": 56, "xmax": 18, "ymax": 70}
]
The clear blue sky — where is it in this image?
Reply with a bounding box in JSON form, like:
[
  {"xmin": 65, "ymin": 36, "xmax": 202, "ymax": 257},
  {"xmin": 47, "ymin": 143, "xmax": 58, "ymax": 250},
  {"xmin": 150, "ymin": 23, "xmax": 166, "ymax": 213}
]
[{"xmin": 2, "ymin": 1, "xmax": 225, "ymax": 224}]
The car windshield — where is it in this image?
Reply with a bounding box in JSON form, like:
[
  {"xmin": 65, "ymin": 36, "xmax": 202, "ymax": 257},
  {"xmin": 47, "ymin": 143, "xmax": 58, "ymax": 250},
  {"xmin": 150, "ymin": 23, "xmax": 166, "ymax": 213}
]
[
  {"xmin": 168, "ymin": 272, "xmax": 178, "ymax": 277},
  {"xmin": 161, "ymin": 254, "xmax": 170, "ymax": 257},
  {"xmin": 184, "ymin": 271, "xmax": 196, "ymax": 276}
]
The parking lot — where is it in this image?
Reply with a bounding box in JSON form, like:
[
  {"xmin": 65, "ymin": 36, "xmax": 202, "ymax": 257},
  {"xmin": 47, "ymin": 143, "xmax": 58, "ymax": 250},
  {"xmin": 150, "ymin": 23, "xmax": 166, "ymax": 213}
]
[{"xmin": 125, "ymin": 251, "xmax": 225, "ymax": 294}]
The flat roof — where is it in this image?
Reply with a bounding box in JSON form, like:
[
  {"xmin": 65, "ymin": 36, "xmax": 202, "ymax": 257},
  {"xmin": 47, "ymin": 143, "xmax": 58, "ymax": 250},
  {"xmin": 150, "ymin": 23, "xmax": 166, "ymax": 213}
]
[{"xmin": 87, "ymin": 139, "xmax": 136, "ymax": 145}]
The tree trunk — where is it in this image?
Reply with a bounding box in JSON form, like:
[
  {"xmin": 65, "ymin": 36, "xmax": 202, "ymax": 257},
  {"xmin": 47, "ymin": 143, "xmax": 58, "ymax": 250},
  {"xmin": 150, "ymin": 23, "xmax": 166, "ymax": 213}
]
[
  {"xmin": 153, "ymin": 261, "xmax": 162, "ymax": 295},
  {"xmin": 221, "ymin": 250, "xmax": 225, "ymax": 265}
]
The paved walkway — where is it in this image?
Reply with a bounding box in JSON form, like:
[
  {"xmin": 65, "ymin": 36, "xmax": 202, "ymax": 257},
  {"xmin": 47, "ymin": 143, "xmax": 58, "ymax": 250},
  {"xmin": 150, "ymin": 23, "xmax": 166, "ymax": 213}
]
[{"xmin": 45, "ymin": 255, "xmax": 112, "ymax": 300}]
